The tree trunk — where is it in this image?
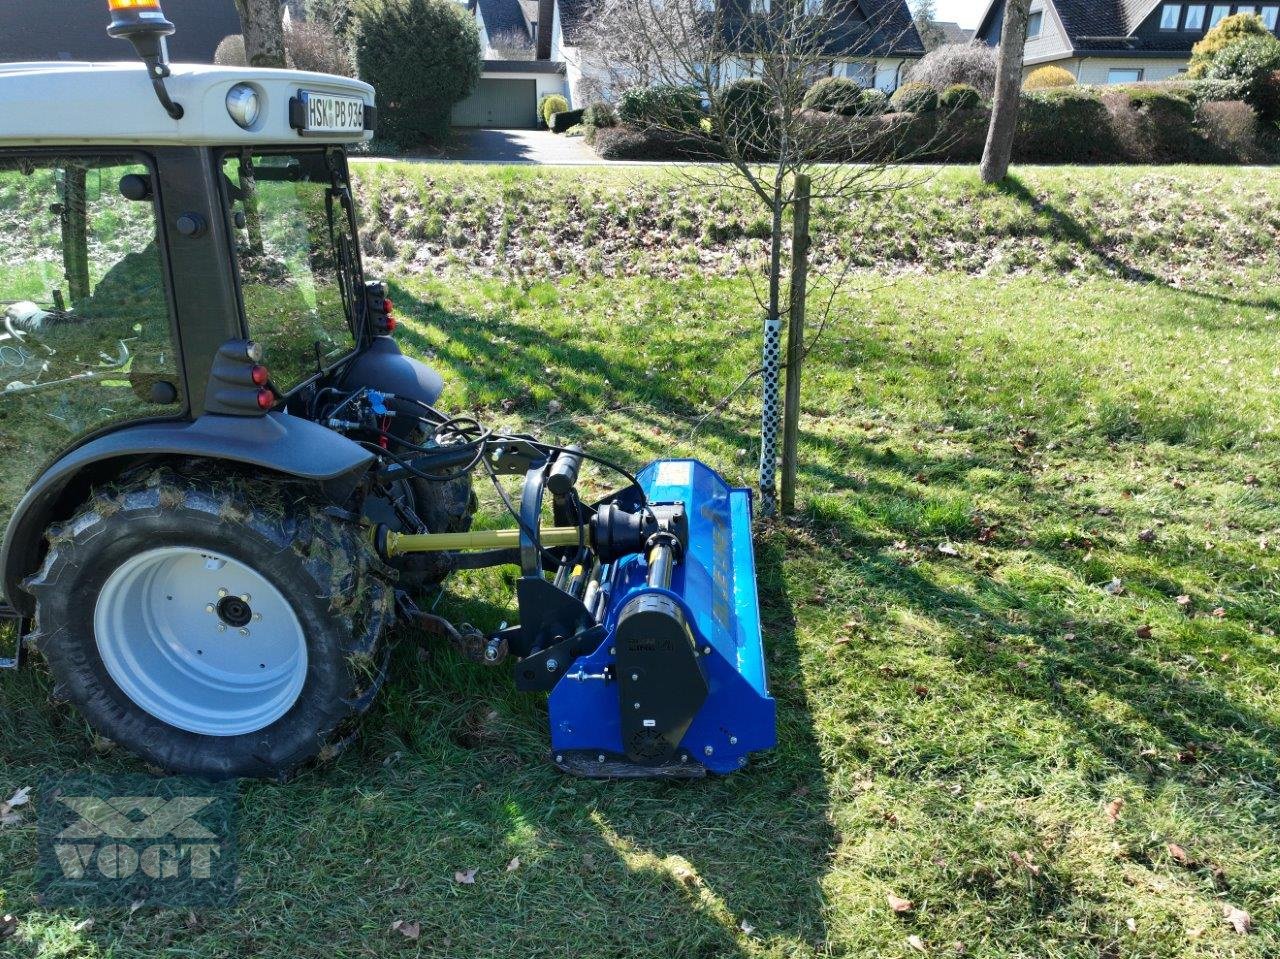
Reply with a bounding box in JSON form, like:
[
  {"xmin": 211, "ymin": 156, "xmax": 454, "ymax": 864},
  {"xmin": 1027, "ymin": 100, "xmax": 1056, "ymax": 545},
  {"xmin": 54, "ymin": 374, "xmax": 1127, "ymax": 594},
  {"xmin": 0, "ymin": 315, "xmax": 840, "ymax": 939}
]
[
  {"xmin": 757, "ymin": 183, "xmax": 786, "ymax": 517},
  {"xmin": 234, "ymin": 0, "xmax": 287, "ymax": 69},
  {"xmin": 780, "ymin": 173, "xmax": 810, "ymax": 516},
  {"xmin": 980, "ymin": 0, "xmax": 1030, "ymax": 184}
]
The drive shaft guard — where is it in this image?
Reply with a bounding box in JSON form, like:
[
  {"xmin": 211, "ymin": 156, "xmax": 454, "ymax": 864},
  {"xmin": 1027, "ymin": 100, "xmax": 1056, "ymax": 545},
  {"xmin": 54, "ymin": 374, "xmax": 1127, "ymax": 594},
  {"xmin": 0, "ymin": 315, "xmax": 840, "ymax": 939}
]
[{"xmin": 548, "ymin": 460, "xmax": 776, "ymax": 775}]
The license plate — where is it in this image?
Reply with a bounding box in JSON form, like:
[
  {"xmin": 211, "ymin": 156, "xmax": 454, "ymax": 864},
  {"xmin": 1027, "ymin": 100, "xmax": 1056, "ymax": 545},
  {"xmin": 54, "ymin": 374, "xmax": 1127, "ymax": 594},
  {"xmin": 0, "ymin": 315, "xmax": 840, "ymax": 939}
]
[{"xmin": 298, "ymin": 90, "xmax": 365, "ymax": 135}]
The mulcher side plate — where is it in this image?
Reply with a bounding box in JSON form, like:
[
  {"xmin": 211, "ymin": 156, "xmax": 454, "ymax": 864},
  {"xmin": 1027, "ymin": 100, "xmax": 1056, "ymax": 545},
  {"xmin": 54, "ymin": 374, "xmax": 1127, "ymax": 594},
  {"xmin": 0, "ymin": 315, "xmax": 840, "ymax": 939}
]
[{"xmin": 548, "ymin": 460, "xmax": 776, "ymax": 775}]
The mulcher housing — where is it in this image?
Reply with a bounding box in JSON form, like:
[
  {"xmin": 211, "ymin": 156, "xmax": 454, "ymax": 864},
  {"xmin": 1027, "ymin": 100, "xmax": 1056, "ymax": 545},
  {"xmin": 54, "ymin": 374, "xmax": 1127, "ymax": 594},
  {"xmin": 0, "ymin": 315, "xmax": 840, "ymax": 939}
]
[{"xmin": 0, "ymin": 1, "xmax": 775, "ymax": 779}]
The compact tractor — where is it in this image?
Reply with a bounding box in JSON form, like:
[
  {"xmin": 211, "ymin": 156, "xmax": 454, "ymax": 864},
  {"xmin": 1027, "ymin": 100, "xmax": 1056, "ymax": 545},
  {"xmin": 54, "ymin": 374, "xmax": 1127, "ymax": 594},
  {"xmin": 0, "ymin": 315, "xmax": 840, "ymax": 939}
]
[{"xmin": 0, "ymin": 0, "xmax": 774, "ymax": 780}]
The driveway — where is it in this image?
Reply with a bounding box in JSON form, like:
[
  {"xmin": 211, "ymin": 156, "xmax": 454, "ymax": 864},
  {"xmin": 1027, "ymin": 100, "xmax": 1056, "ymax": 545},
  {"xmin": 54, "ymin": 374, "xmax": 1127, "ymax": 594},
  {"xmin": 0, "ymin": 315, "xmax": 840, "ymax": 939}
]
[{"xmin": 407, "ymin": 128, "xmax": 601, "ymax": 165}]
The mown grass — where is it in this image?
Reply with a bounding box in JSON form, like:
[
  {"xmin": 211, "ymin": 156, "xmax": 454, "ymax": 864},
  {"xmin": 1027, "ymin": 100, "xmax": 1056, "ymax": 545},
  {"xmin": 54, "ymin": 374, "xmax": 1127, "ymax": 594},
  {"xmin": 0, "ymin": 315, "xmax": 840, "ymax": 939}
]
[{"xmin": 1, "ymin": 165, "xmax": 1279, "ymax": 958}]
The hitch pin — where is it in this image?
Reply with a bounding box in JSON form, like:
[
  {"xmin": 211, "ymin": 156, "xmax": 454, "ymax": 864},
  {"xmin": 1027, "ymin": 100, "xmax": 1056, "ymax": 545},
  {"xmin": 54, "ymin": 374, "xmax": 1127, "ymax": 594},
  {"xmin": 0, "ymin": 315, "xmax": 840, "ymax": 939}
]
[{"xmin": 565, "ymin": 667, "xmax": 613, "ymax": 682}]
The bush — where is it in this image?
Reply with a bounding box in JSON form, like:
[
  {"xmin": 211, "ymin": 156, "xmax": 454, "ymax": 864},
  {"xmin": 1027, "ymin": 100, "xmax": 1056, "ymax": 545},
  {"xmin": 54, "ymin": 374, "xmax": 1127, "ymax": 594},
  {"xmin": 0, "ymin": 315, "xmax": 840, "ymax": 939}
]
[
  {"xmin": 583, "ymin": 101, "xmax": 617, "ymax": 129},
  {"xmin": 802, "ymin": 76, "xmax": 863, "ymax": 116},
  {"xmin": 214, "ymin": 34, "xmax": 247, "ymax": 66},
  {"xmin": 906, "ymin": 42, "xmax": 999, "ymax": 96},
  {"xmin": 889, "ymin": 81, "xmax": 939, "ymax": 113},
  {"xmin": 855, "ymin": 88, "xmax": 890, "ymax": 116},
  {"xmin": 592, "ymin": 126, "xmax": 722, "ymax": 160},
  {"xmin": 1016, "ymin": 89, "xmax": 1121, "ymax": 162},
  {"xmin": 540, "ymin": 94, "xmax": 569, "ymax": 128},
  {"xmin": 617, "ymin": 86, "xmax": 703, "ymax": 130},
  {"xmin": 1205, "ymin": 34, "xmax": 1280, "ymax": 118},
  {"xmin": 1196, "ymin": 100, "xmax": 1262, "ymax": 160},
  {"xmin": 286, "ymin": 19, "xmax": 354, "ymax": 76},
  {"xmin": 353, "ymin": 0, "xmax": 482, "ymax": 148},
  {"xmin": 718, "ymin": 77, "xmax": 776, "ymax": 151},
  {"xmin": 1189, "ymin": 12, "xmax": 1270, "ymax": 77},
  {"xmin": 1024, "ymin": 65, "xmax": 1076, "ymax": 90},
  {"xmin": 550, "ymin": 107, "xmax": 584, "ymax": 133},
  {"xmin": 939, "ymin": 83, "xmax": 982, "ymax": 109}
]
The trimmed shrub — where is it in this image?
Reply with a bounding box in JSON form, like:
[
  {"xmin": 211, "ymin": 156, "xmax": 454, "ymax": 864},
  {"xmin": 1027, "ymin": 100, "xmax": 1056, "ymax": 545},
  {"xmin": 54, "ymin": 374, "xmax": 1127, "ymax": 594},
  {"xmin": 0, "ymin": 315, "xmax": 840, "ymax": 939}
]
[
  {"xmin": 1104, "ymin": 88, "xmax": 1208, "ymax": 162},
  {"xmin": 889, "ymin": 81, "xmax": 939, "ymax": 113},
  {"xmin": 1196, "ymin": 99, "xmax": 1262, "ymax": 160},
  {"xmin": 1189, "ymin": 12, "xmax": 1270, "ymax": 77},
  {"xmin": 803, "ymin": 76, "xmax": 863, "ymax": 116},
  {"xmin": 214, "ymin": 34, "xmax": 247, "ymax": 66},
  {"xmin": 286, "ymin": 19, "xmax": 354, "ymax": 76},
  {"xmin": 583, "ymin": 101, "xmax": 617, "ymax": 129},
  {"xmin": 592, "ymin": 126, "xmax": 722, "ymax": 160},
  {"xmin": 540, "ymin": 94, "xmax": 569, "ymax": 129},
  {"xmin": 1016, "ymin": 88, "xmax": 1120, "ymax": 162},
  {"xmin": 550, "ymin": 107, "xmax": 584, "ymax": 133},
  {"xmin": 906, "ymin": 42, "xmax": 999, "ymax": 96},
  {"xmin": 1023, "ymin": 65, "xmax": 1076, "ymax": 90},
  {"xmin": 855, "ymin": 88, "xmax": 890, "ymax": 116},
  {"xmin": 719, "ymin": 77, "xmax": 776, "ymax": 151},
  {"xmin": 1205, "ymin": 34, "xmax": 1280, "ymax": 118},
  {"xmin": 939, "ymin": 83, "xmax": 982, "ymax": 109},
  {"xmin": 353, "ymin": 0, "xmax": 482, "ymax": 148},
  {"xmin": 617, "ymin": 86, "xmax": 703, "ymax": 130}
]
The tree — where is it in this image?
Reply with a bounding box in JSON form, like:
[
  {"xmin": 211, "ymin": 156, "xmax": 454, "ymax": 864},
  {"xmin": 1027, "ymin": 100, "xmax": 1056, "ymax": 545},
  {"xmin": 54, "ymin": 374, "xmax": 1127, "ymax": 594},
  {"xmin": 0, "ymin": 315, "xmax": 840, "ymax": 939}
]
[
  {"xmin": 980, "ymin": 0, "xmax": 1030, "ymax": 183},
  {"xmin": 911, "ymin": 0, "xmax": 948, "ymax": 52},
  {"xmin": 286, "ymin": 18, "xmax": 355, "ymax": 74},
  {"xmin": 233, "ymin": 0, "xmax": 287, "ymax": 68},
  {"xmin": 571, "ymin": 0, "xmax": 942, "ymax": 515},
  {"xmin": 1188, "ymin": 12, "xmax": 1269, "ymax": 76},
  {"xmin": 353, "ymin": 0, "xmax": 482, "ymax": 148}
]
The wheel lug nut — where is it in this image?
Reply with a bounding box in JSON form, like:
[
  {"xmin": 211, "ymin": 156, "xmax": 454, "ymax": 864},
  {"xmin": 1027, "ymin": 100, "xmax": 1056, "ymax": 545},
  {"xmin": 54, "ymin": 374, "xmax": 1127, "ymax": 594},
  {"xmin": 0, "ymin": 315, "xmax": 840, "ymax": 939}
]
[
  {"xmin": 217, "ymin": 623, "xmax": 227, "ymax": 632},
  {"xmin": 253, "ymin": 613, "xmax": 263, "ymax": 621},
  {"xmin": 218, "ymin": 588, "xmax": 228, "ymax": 598},
  {"xmin": 205, "ymin": 604, "xmax": 214, "ymax": 614},
  {"xmin": 239, "ymin": 628, "xmax": 250, "ymax": 636},
  {"xmin": 240, "ymin": 594, "xmax": 251, "ymax": 603}
]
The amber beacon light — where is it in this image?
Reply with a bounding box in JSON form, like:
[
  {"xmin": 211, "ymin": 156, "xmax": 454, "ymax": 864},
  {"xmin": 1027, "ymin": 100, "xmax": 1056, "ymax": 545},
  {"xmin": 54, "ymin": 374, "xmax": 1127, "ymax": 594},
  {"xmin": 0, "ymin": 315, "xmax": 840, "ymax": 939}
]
[{"xmin": 106, "ymin": 0, "xmax": 185, "ymax": 120}]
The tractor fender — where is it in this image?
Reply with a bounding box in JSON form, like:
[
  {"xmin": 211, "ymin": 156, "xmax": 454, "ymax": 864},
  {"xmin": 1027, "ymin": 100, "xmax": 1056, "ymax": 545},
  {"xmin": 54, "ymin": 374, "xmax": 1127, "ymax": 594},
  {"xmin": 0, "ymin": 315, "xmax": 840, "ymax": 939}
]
[
  {"xmin": 339, "ymin": 337, "xmax": 444, "ymax": 437},
  {"xmin": 1, "ymin": 412, "xmax": 374, "ymax": 613}
]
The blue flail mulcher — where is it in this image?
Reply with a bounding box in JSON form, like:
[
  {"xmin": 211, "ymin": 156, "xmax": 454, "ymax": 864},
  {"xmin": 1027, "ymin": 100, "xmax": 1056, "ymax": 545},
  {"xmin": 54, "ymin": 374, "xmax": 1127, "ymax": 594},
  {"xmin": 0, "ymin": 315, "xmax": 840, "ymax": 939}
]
[{"xmin": 376, "ymin": 454, "xmax": 776, "ymax": 778}]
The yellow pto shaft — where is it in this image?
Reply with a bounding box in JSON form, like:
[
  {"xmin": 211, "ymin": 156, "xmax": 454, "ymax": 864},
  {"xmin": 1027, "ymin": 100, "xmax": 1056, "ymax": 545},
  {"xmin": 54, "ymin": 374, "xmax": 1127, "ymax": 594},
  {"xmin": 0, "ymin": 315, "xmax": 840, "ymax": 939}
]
[{"xmin": 380, "ymin": 526, "xmax": 587, "ymax": 558}]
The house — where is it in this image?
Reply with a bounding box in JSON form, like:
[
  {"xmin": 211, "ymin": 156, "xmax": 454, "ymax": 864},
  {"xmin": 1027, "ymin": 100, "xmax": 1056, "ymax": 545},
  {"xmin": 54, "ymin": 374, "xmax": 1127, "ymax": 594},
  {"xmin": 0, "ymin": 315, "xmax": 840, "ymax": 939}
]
[
  {"xmin": 0, "ymin": 0, "xmax": 241, "ymax": 64},
  {"xmin": 452, "ymin": 0, "xmax": 924, "ymax": 128},
  {"xmin": 976, "ymin": 0, "xmax": 1280, "ymax": 84},
  {"xmin": 935, "ymin": 20, "xmax": 977, "ymax": 44}
]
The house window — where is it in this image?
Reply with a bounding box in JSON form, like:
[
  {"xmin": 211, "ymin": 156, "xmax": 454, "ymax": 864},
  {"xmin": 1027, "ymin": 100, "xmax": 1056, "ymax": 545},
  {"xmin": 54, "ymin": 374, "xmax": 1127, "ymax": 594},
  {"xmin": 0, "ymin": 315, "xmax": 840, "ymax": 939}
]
[
  {"xmin": 1209, "ymin": 4, "xmax": 1230, "ymax": 23},
  {"xmin": 1108, "ymin": 67, "xmax": 1144, "ymax": 82},
  {"xmin": 751, "ymin": 0, "xmax": 770, "ymax": 13},
  {"xmin": 1026, "ymin": 10, "xmax": 1043, "ymax": 36},
  {"xmin": 1160, "ymin": 4, "xmax": 1182, "ymax": 27},
  {"xmin": 1185, "ymin": 5, "xmax": 1206, "ymax": 27},
  {"xmin": 1263, "ymin": 6, "xmax": 1279, "ymax": 27},
  {"xmin": 838, "ymin": 60, "xmax": 875, "ymax": 86},
  {"xmin": 1237, "ymin": 5, "xmax": 1258, "ymax": 14}
]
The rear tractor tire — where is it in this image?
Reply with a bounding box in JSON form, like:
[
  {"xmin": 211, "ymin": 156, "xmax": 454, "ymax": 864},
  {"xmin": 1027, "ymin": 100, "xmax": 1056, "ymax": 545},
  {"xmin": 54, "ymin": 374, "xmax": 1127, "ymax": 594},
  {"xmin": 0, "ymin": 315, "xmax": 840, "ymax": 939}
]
[{"xmin": 24, "ymin": 467, "xmax": 395, "ymax": 780}]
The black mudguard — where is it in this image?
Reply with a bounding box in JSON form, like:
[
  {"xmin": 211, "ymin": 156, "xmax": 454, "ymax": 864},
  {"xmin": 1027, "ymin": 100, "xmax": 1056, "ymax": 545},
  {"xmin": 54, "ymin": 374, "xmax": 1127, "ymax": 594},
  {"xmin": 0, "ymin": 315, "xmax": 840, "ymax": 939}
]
[
  {"xmin": 1, "ymin": 412, "xmax": 374, "ymax": 613},
  {"xmin": 338, "ymin": 336, "xmax": 444, "ymax": 438}
]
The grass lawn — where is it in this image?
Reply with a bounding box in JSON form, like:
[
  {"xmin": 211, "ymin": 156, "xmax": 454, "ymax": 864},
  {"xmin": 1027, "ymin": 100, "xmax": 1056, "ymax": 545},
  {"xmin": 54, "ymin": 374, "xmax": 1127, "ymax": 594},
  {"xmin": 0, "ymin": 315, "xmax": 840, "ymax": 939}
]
[{"xmin": 2, "ymin": 165, "xmax": 1279, "ymax": 958}]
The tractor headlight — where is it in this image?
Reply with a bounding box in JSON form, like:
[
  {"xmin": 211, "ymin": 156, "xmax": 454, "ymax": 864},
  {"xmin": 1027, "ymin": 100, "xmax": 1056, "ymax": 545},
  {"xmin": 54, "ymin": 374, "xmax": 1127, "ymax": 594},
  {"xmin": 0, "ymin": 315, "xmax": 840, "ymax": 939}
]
[{"xmin": 226, "ymin": 84, "xmax": 261, "ymax": 129}]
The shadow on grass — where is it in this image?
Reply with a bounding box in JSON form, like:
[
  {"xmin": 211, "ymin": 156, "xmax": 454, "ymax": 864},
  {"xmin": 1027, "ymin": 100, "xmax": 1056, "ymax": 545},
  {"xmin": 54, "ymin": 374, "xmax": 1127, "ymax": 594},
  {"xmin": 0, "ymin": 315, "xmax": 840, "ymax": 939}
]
[{"xmin": 997, "ymin": 174, "xmax": 1280, "ymax": 317}]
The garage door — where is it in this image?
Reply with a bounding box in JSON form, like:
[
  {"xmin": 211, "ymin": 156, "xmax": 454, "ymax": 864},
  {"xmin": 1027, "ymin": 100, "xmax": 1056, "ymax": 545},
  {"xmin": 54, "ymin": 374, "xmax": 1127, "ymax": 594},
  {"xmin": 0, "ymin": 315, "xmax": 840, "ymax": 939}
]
[{"xmin": 452, "ymin": 79, "xmax": 538, "ymax": 129}]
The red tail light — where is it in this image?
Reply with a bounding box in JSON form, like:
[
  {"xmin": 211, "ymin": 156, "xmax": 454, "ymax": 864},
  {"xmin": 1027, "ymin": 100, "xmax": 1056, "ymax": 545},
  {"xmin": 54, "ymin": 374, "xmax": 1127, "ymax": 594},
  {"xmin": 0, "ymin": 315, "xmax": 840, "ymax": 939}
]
[
  {"xmin": 256, "ymin": 388, "xmax": 274, "ymax": 411},
  {"xmin": 250, "ymin": 365, "xmax": 270, "ymax": 386}
]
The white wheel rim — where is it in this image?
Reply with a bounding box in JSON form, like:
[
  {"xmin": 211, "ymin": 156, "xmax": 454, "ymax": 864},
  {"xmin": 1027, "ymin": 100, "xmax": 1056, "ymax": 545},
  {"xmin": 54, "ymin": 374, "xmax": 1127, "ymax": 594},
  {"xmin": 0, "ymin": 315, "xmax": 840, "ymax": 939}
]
[{"xmin": 93, "ymin": 546, "xmax": 308, "ymax": 736}]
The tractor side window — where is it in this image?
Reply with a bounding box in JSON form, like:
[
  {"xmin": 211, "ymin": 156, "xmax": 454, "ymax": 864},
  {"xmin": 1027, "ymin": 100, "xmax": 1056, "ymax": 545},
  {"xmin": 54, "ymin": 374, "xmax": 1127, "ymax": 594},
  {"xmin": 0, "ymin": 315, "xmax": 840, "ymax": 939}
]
[
  {"xmin": 222, "ymin": 151, "xmax": 357, "ymax": 393},
  {"xmin": 0, "ymin": 155, "xmax": 179, "ymax": 528}
]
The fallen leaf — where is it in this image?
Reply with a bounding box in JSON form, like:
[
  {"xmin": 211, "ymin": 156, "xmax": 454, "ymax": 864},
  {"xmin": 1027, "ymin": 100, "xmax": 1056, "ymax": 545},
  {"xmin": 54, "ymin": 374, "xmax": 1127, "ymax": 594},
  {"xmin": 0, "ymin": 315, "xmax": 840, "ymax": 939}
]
[
  {"xmin": 1212, "ymin": 607, "xmax": 1227, "ymax": 619},
  {"xmin": 1243, "ymin": 474, "xmax": 1261, "ymax": 488},
  {"xmin": 1104, "ymin": 578, "xmax": 1126, "ymax": 596},
  {"xmin": 1176, "ymin": 594, "xmax": 1192, "ymax": 612},
  {"xmin": 887, "ymin": 893, "xmax": 914, "ymax": 913},
  {"xmin": 391, "ymin": 919, "xmax": 421, "ymax": 940},
  {"xmin": 0, "ymin": 787, "xmax": 32, "ymax": 826},
  {"xmin": 1167, "ymin": 843, "xmax": 1192, "ymax": 866},
  {"xmin": 1138, "ymin": 529, "xmax": 1157, "ymax": 544},
  {"xmin": 936, "ymin": 542, "xmax": 960, "ymax": 557},
  {"xmin": 1136, "ymin": 625, "xmax": 1154, "ymax": 639},
  {"xmin": 1106, "ymin": 798, "xmax": 1125, "ymax": 822},
  {"xmin": 1187, "ymin": 927, "xmax": 1204, "ymax": 939},
  {"xmin": 128, "ymin": 900, "xmax": 144, "ymax": 916},
  {"xmin": 673, "ymin": 865, "xmax": 699, "ymax": 888},
  {"xmin": 1223, "ymin": 905, "xmax": 1252, "ymax": 935},
  {"xmin": 1009, "ymin": 851, "xmax": 1041, "ymax": 876},
  {"xmin": 453, "ymin": 868, "xmax": 478, "ymax": 885},
  {"xmin": 72, "ymin": 918, "xmax": 94, "ymax": 933},
  {"xmin": 0, "ymin": 915, "xmax": 15, "ymax": 940},
  {"xmin": 1126, "ymin": 918, "xmax": 1137, "ymax": 932},
  {"xmin": 913, "ymin": 685, "xmax": 930, "ymax": 698},
  {"xmin": 739, "ymin": 919, "xmax": 756, "ymax": 936},
  {"xmin": 506, "ymin": 857, "xmax": 521, "ymax": 873},
  {"xmin": 907, "ymin": 934, "xmax": 927, "ymax": 952}
]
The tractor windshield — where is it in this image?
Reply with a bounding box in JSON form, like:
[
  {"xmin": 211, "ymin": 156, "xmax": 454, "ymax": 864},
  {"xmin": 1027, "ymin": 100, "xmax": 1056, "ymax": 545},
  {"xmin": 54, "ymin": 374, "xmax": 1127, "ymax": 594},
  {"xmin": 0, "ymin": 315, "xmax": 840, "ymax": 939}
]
[{"xmin": 221, "ymin": 149, "xmax": 363, "ymax": 393}]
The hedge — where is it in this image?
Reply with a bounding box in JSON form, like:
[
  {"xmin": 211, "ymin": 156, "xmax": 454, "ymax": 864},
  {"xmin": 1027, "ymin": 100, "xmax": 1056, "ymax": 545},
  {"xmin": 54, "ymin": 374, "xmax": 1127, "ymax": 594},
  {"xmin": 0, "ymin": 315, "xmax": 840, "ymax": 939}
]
[
  {"xmin": 592, "ymin": 87, "xmax": 1270, "ymax": 164},
  {"xmin": 550, "ymin": 108, "xmax": 585, "ymax": 133}
]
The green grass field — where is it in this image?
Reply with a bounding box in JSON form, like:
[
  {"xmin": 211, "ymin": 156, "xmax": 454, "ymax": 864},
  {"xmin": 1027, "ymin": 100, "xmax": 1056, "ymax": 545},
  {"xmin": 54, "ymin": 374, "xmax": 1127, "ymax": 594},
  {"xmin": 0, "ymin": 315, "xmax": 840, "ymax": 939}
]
[{"xmin": 1, "ymin": 164, "xmax": 1279, "ymax": 958}]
